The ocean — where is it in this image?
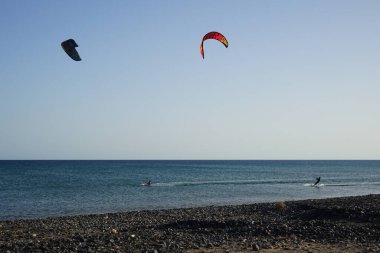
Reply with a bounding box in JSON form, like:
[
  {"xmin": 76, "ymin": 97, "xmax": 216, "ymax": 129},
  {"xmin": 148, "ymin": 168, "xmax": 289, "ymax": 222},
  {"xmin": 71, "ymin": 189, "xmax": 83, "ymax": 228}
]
[{"xmin": 1, "ymin": 160, "xmax": 379, "ymax": 220}]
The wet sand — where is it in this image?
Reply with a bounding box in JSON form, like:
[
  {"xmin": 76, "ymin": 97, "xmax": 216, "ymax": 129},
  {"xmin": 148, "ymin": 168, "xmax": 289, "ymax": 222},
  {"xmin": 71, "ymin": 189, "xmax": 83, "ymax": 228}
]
[{"xmin": 1, "ymin": 195, "xmax": 380, "ymax": 252}]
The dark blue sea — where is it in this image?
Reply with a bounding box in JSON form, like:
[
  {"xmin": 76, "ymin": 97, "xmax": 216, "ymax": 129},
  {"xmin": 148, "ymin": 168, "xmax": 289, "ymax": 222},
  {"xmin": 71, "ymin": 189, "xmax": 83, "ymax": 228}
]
[{"xmin": 1, "ymin": 160, "xmax": 380, "ymax": 220}]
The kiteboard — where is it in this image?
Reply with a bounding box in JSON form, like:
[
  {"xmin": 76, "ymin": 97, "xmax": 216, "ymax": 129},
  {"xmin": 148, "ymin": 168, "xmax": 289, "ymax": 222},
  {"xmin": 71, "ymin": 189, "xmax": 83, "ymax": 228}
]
[{"xmin": 303, "ymin": 183, "xmax": 325, "ymax": 187}]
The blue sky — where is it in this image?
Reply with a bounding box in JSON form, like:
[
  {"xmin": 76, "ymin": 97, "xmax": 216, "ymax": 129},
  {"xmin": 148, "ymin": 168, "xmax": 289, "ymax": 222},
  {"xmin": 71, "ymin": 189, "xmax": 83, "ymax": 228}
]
[{"xmin": 1, "ymin": 1, "xmax": 380, "ymax": 159}]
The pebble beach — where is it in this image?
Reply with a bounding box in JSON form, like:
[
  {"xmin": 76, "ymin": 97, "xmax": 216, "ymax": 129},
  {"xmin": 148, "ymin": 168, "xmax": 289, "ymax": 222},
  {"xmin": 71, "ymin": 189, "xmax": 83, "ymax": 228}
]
[{"xmin": 1, "ymin": 194, "xmax": 380, "ymax": 252}]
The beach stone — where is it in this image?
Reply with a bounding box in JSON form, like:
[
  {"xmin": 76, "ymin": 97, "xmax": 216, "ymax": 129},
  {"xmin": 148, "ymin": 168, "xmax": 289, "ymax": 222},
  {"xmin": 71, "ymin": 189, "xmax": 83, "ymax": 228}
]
[
  {"xmin": 206, "ymin": 242, "xmax": 213, "ymax": 248},
  {"xmin": 252, "ymin": 243, "xmax": 260, "ymax": 251}
]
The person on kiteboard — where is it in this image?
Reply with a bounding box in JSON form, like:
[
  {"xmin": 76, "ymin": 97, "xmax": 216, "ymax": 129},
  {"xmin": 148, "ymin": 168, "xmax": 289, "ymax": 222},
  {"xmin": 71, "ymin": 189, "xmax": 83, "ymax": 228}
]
[{"xmin": 314, "ymin": 177, "xmax": 321, "ymax": 186}]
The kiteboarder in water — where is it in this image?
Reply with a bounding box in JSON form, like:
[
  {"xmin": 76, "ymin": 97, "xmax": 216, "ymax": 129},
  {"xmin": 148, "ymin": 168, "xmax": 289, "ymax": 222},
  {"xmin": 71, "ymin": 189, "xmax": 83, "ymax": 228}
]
[
  {"xmin": 314, "ymin": 177, "xmax": 321, "ymax": 186},
  {"xmin": 146, "ymin": 180, "xmax": 151, "ymax": 186}
]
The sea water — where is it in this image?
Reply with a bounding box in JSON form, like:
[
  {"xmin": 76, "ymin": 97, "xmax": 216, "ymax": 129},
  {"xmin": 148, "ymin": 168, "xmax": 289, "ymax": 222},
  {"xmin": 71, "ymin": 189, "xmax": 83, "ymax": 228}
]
[{"xmin": 1, "ymin": 160, "xmax": 380, "ymax": 220}]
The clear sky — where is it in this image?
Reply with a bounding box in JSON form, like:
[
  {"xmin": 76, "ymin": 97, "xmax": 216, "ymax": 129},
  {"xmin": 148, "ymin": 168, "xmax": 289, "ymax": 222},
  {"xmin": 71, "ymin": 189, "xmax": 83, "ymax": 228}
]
[{"xmin": 1, "ymin": 1, "xmax": 380, "ymax": 159}]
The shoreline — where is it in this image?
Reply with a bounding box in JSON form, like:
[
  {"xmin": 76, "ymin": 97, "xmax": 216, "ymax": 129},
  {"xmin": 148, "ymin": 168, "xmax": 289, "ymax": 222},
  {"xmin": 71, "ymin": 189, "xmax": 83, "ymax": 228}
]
[
  {"xmin": 1, "ymin": 194, "xmax": 380, "ymax": 252},
  {"xmin": 2, "ymin": 192, "xmax": 377, "ymax": 222}
]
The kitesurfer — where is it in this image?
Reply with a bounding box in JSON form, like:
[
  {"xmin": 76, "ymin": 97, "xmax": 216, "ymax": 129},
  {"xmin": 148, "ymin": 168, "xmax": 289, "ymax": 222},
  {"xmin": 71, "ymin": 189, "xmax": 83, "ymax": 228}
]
[{"xmin": 314, "ymin": 177, "xmax": 321, "ymax": 186}]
